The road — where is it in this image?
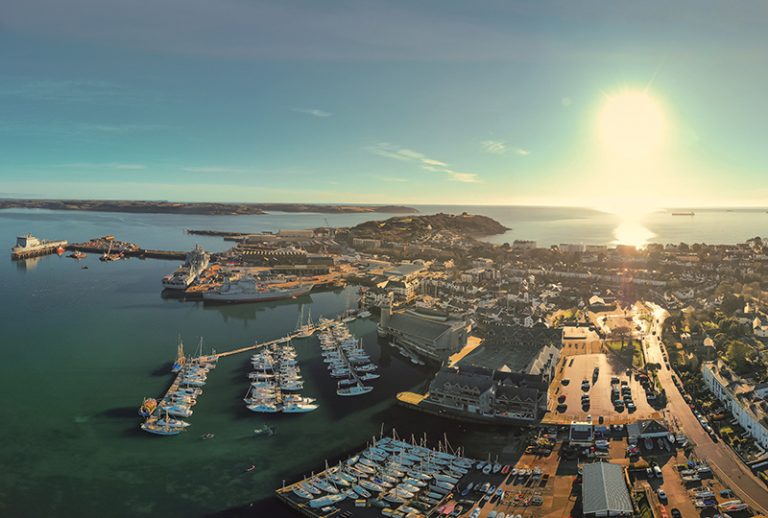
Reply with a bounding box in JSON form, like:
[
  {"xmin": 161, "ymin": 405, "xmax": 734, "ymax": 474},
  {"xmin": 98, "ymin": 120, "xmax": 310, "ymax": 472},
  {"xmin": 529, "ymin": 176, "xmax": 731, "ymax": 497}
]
[{"xmin": 645, "ymin": 303, "xmax": 768, "ymax": 514}]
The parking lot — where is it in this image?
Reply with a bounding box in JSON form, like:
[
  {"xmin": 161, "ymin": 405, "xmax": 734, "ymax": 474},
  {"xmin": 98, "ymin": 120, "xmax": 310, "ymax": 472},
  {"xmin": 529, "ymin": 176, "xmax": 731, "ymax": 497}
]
[{"xmin": 547, "ymin": 353, "xmax": 662, "ymax": 424}]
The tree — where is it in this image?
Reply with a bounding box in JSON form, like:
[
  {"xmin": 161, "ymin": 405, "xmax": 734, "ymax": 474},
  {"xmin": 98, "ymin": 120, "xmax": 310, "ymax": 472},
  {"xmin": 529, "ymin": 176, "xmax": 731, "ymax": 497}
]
[{"xmin": 725, "ymin": 340, "xmax": 752, "ymax": 373}]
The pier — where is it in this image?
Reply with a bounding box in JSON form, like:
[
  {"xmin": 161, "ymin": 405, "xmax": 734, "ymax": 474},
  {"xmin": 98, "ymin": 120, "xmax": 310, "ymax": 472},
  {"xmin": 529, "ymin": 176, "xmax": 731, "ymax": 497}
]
[{"xmin": 140, "ymin": 314, "xmax": 361, "ymax": 433}]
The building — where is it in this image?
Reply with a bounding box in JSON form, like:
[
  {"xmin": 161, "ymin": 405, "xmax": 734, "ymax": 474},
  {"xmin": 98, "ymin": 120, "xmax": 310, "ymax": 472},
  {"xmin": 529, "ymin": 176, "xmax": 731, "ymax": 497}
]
[
  {"xmin": 379, "ymin": 305, "xmax": 469, "ymax": 363},
  {"xmin": 582, "ymin": 462, "xmax": 633, "ymax": 517},
  {"xmin": 702, "ymin": 360, "xmax": 768, "ymax": 449},
  {"xmin": 351, "ymin": 238, "xmax": 381, "ymax": 250},
  {"xmin": 569, "ymin": 420, "xmax": 594, "ymax": 446},
  {"xmin": 627, "ymin": 419, "xmax": 670, "ymax": 444},
  {"xmin": 277, "ymin": 229, "xmax": 315, "ymax": 239},
  {"xmin": 424, "ymin": 365, "xmax": 551, "ymax": 424}
]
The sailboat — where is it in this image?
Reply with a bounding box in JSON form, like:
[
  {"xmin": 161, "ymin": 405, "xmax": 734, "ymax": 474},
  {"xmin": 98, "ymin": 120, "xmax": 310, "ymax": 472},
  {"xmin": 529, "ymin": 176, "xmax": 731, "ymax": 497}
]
[
  {"xmin": 171, "ymin": 336, "xmax": 185, "ymax": 373},
  {"xmin": 294, "ymin": 306, "xmax": 315, "ymax": 338},
  {"xmin": 337, "ymin": 380, "xmax": 373, "ymax": 397}
]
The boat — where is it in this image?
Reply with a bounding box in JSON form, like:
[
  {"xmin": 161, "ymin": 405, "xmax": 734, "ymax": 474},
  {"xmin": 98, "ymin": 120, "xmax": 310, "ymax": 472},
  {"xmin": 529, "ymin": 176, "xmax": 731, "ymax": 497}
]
[
  {"xmin": 719, "ymin": 500, "xmax": 748, "ymax": 512},
  {"xmin": 337, "ymin": 382, "xmax": 373, "ymax": 397},
  {"xmin": 138, "ymin": 398, "xmax": 158, "ymax": 417},
  {"xmin": 140, "ymin": 420, "xmax": 184, "ymax": 436},
  {"xmin": 162, "ymin": 245, "xmax": 210, "ymax": 290},
  {"xmin": 171, "ymin": 337, "xmax": 186, "ymax": 373},
  {"xmin": 294, "ymin": 306, "xmax": 316, "ymax": 338},
  {"xmin": 352, "ymin": 484, "xmax": 372, "ymax": 498},
  {"xmin": 202, "ymin": 276, "xmax": 314, "ymax": 304},
  {"xmin": 308, "ymin": 493, "xmax": 345, "ymax": 508},
  {"xmin": 292, "ymin": 487, "xmax": 313, "ymax": 499},
  {"xmin": 282, "ymin": 402, "xmax": 319, "ymax": 413},
  {"xmin": 247, "ymin": 403, "xmax": 280, "ymax": 413},
  {"xmin": 156, "ymin": 414, "xmax": 191, "ymax": 428},
  {"xmin": 68, "ymin": 250, "xmax": 86, "ymax": 259},
  {"xmin": 671, "ymin": 211, "xmax": 695, "ymax": 216}
]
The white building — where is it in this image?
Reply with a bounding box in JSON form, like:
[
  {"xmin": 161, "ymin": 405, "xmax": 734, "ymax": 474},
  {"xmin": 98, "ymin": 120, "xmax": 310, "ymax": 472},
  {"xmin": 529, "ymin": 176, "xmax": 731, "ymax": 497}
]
[{"xmin": 701, "ymin": 361, "xmax": 768, "ymax": 449}]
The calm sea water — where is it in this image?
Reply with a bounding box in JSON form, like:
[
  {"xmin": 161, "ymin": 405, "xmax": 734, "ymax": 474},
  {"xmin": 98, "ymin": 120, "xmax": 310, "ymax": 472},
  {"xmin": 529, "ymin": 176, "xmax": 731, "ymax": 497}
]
[{"xmin": 1, "ymin": 205, "xmax": 765, "ymax": 516}]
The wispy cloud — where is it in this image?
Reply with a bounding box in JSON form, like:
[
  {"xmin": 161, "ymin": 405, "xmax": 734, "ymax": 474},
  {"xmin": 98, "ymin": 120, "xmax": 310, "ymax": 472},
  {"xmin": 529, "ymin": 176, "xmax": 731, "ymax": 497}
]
[
  {"xmin": 482, "ymin": 140, "xmax": 529, "ymax": 157},
  {"xmin": 481, "ymin": 140, "xmax": 507, "ymax": 154},
  {"xmin": 182, "ymin": 166, "xmax": 248, "ymax": 174},
  {"xmin": 62, "ymin": 162, "xmax": 146, "ymax": 170},
  {"xmin": 373, "ymin": 175, "xmax": 409, "ymax": 183},
  {"xmin": 292, "ymin": 108, "xmax": 331, "ymax": 117},
  {"xmin": 366, "ymin": 142, "xmax": 479, "ymax": 183}
]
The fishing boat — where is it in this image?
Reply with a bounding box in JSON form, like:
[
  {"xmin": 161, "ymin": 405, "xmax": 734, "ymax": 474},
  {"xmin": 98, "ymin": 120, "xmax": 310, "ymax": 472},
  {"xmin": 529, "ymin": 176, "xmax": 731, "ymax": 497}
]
[
  {"xmin": 156, "ymin": 413, "xmax": 191, "ymax": 428},
  {"xmin": 138, "ymin": 398, "xmax": 158, "ymax": 417},
  {"xmin": 247, "ymin": 403, "xmax": 280, "ymax": 413},
  {"xmin": 292, "ymin": 486, "xmax": 313, "ymax": 499},
  {"xmin": 68, "ymin": 250, "xmax": 86, "ymax": 259}
]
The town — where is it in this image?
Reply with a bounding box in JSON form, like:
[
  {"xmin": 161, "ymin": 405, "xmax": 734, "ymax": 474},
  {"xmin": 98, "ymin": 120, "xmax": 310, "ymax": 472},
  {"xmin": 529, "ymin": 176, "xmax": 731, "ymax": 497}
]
[{"xmin": 11, "ymin": 213, "xmax": 768, "ymax": 518}]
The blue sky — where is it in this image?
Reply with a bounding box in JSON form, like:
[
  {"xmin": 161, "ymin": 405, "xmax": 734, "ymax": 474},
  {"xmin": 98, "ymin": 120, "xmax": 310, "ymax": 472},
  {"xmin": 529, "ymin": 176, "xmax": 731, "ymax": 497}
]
[{"xmin": 1, "ymin": 1, "xmax": 767, "ymax": 206}]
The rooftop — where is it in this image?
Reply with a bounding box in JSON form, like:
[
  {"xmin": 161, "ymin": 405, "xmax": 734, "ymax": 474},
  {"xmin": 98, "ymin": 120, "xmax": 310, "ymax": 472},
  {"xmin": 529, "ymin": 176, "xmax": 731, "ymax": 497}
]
[{"xmin": 582, "ymin": 462, "xmax": 633, "ymax": 516}]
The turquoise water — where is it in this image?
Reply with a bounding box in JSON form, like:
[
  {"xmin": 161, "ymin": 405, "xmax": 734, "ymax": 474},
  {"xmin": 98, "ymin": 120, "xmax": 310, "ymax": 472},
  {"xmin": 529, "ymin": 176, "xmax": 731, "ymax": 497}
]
[{"xmin": 1, "ymin": 205, "xmax": 765, "ymax": 516}]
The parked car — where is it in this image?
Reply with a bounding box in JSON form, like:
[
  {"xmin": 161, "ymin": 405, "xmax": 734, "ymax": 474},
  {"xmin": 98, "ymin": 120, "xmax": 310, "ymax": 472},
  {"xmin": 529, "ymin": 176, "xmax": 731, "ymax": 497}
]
[
  {"xmin": 657, "ymin": 488, "xmax": 667, "ymax": 503},
  {"xmin": 670, "ymin": 509, "xmax": 682, "ymax": 518}
]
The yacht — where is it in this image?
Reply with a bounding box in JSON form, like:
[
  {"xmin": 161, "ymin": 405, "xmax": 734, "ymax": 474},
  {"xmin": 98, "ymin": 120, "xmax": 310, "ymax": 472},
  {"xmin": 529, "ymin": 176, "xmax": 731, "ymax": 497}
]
[{"xmin": 283, "ymin": 402, "xmax": 319, "ymax": 413}]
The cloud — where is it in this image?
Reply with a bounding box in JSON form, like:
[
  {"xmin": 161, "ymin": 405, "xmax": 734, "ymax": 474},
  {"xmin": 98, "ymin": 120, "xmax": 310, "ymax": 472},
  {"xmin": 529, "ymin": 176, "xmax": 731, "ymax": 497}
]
[
  {"xmin": 373, "ymin": 175, "xmax": 409, "ymax": 183},
  {"xmin": 292, "ymin": 108, "xmax": 331, "ymax": 117},
  {"xmin": 482, "ymin": 140, "xmax": 529, "ymax": 157},
  {"xmin": 182, "ymin": 166, "xmax": 247, "ymax": 174},
  {"xmin": 366, "ymin": 142, "xmax": 479, "ymax": 183},
  {"xmin": 482, "ymin": 140, "xmax": 507, "ymax": 154},
  {"xmin": 62, "ymin": 162, "xmax": 146, "ymax": 170}
]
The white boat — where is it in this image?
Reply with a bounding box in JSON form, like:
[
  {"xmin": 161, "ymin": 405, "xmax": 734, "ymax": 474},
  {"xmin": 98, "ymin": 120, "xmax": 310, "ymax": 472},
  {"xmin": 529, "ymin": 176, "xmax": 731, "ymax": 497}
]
[
  {"xmin": 283, "ymin": 402, "xmax": 319, "ymax": 413},
  {"xmin": 308, "ymin": 493, "xmax": 345, "ymax": 508},
  {"xmin": 141, "ymin": 420, "xmax": 184, "ymax": 436},
  {"xmin": 352, "ymin": 484, "xmax": 372, "ymax": 498},
  {"xmin": 162, "ymin": 245, "xmax": 210, "ymax": 290},
  {"xmin": 292, "ymin": 486, "xmax": 313, "ymax": 499},
  {"xmin": 246, "ymin": 403, "xmax": 280, "ymax": 413},
  {"xmin": 337, "ymin": 383, "xmax": 373, "ymax": 397},
  {"xmin": 156, "ymin": 415, "xmax": 191, "ymax": 428}
]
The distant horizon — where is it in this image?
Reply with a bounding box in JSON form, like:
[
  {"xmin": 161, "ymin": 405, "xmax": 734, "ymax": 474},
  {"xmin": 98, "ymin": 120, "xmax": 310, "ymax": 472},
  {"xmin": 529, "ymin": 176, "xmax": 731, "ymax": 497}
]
[{"xmin": 0, "ymin": 196, "xmax": 766, "ymax": 212}]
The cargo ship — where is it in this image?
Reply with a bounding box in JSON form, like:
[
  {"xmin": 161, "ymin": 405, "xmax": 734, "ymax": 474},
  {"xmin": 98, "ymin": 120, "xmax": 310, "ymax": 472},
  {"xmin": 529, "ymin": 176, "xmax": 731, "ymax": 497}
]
[
  {"xmin": 11, "ymin": 234, "xmax": 68, "ymax": 259},
  {"xmin": 671, "ymin": 211, "xmax": 695, "ymax": 216},
  {"xmin": 202, "ymin": 277, "xmax": 314, "ymax": 304}
]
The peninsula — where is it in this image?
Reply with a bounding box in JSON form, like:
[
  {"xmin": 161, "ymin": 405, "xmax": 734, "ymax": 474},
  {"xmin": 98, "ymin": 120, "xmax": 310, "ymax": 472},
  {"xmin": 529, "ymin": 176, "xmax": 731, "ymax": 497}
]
[{"xmin": 0, "ymin": 199, "xmax": 417, "ymax": 216}]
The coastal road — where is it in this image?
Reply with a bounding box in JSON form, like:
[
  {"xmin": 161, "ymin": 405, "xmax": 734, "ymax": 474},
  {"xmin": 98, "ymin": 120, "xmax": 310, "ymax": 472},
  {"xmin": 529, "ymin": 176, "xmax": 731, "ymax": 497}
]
[{"xmin": 645, "ymin": 304, "xmax": 768, "ymax": 514}]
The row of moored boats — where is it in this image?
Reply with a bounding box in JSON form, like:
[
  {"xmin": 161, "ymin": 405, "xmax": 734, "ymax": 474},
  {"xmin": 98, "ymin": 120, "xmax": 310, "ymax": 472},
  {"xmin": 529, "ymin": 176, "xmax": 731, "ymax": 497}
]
[
  {"xmin": 140, "ymin": 353, "xmax": 217, "ymax": 435},
  {"xmin": 319, "ymin": 323, "xmax": 379, "ymax": 397},
  {"xmin": 290, "ymin": 436, "xmax": 475, "ymax": 514},
  {"xmin": 245, "ymin": 340, "xmax": 318, "ymax": 413}
]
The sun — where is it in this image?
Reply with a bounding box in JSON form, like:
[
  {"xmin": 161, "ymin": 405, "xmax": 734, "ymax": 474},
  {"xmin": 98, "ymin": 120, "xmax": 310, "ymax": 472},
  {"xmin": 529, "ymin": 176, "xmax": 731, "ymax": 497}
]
[{"xmin": 597, "ymin": 90, "xmax": 667, "ymax": 159}]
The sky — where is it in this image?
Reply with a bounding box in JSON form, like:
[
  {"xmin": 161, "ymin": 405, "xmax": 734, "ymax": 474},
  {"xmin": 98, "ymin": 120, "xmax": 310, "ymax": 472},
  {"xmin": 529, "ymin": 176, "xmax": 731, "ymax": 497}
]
[{"xmin": 1, "ymin": 0, "xmax": 767, "ymax": 207}]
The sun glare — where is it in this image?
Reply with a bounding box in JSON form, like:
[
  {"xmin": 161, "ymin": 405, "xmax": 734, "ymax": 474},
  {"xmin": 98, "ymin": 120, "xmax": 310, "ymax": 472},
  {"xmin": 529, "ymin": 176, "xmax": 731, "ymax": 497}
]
[{"xmin": 597, "ymin": 90, "xmax": 667, "ymax": 159}]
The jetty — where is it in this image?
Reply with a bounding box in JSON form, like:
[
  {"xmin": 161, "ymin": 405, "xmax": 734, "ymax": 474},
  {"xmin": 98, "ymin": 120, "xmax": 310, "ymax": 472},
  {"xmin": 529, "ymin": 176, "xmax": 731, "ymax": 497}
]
[{"xmin": 10, "ymin": 234, "xmax": 68, "ymax": 259}]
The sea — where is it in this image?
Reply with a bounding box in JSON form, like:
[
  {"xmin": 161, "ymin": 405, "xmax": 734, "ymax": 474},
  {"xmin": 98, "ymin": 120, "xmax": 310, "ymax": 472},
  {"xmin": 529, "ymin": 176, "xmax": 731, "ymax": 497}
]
[{"xmin": 0, "ymin": 205, "xmax": 765, "ymax": 517}]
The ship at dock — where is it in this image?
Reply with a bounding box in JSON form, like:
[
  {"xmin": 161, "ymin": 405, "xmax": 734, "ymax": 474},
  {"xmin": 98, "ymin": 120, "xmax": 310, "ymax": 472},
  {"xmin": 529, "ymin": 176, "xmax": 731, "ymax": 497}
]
[
  {"xmin": 202, "ymin": 276, "xmax": 314, "ymax": 304},
  {"xmin": 11, "ymin": 234, "xmax": 68, "ymax": 259},
  {"xmin": 162, "ymin": 245, "xmax": 211, "ymax": 290}
]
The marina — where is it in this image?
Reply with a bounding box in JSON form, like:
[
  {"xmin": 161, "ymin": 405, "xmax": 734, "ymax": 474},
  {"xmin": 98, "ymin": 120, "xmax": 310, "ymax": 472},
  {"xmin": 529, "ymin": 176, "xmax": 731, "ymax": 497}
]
[
  {"xmin": 137, "ymin": 313, "xmax": 370, "ymax": 435},
  {"xmin": 275, "ymin": 432, "xmax": 480, "ymax": 518}
]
